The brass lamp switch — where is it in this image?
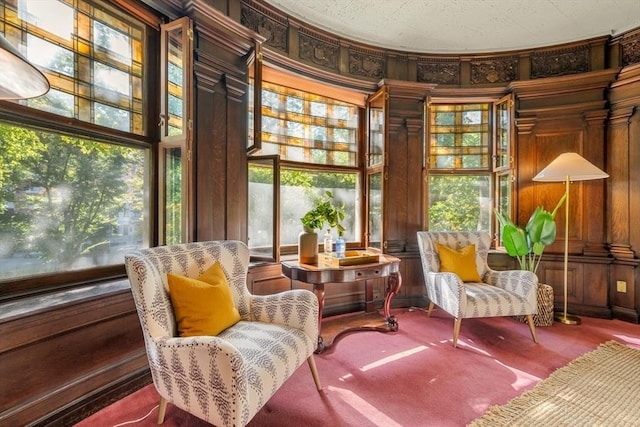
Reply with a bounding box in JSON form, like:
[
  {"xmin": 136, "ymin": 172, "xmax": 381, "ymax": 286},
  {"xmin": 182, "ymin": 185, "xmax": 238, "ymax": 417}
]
[{"xmin": 616, "ymin": 280, "xmax": 627, "ymax": 293}]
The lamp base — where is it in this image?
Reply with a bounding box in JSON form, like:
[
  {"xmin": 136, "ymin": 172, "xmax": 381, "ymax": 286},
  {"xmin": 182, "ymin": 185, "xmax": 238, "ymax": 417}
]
[{"xmin": 554, "ymin": 312, "xmax": 581, "ymax": 325}]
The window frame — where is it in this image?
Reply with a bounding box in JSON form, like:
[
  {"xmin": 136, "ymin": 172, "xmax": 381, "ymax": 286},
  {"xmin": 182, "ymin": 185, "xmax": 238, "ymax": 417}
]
[
  {"xmin": 247, "ymin": 69, "xmax": 366, "ymax": 261},
  {"xmin": 424, "ymin": 98, "xmax": 510, "ymax": 238},
  {"xmin": 0, "ymin": 0, "xmax": 160, "ymax": 300},
  {"xmin": 158, "ymin": 17, "xmax": 194, "ymax": 245}
]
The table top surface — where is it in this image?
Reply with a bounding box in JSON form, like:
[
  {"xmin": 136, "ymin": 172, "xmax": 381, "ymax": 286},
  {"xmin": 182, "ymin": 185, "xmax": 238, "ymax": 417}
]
[{"xmin": 282, "ymin": 253, "xmax": 401, "ymax": 272}]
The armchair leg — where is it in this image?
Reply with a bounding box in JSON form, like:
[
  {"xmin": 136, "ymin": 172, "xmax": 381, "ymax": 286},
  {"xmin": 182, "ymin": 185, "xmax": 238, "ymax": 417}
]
[
  {"xmin": 157, "ymin": 397, "xmax": 168, "ymax": 424},
  {"xmin": 452, "ymin": 318, "xmax": 462, "ymax": 348},
  {"xmin": 527, "ymin": 314, "xmax": 538, "ymax": 343},
  {"xmin": 307, "ymin": 355, "xmax": 322, "ymax": 391},
  {"xmin": 427, "ymin": 301, "xmax": 434, "ymax": 317}
]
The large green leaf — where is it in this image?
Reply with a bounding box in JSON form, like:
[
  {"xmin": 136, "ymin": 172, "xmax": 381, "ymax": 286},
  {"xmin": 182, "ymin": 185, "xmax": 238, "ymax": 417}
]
[{"xmin": 502, "ymin": 224, "xmax": 529, "ymax": 257}]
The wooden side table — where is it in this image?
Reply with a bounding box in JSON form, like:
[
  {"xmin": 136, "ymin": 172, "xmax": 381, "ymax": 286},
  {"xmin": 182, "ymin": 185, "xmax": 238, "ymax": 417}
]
[
  {"xmin": 516, "ymin": 283, "xmax": 554, "ymax": 327},
  {"xmin": 281, "ymin": 255, "xmax": 402, "ymax": 353}
]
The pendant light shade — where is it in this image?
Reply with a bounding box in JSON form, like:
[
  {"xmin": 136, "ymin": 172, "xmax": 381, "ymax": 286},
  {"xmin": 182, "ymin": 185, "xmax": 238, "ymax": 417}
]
[{"xmin": 0, "ymin": 34, "xmax": 50, "ymax": 100}]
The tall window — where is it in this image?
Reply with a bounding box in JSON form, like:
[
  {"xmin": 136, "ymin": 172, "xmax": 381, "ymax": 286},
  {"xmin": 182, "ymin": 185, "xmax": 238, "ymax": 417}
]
[
  {"xmin": 426, "ymin": 103, "xmax": 492, "ymax": 232},
  {"xmin": 0, "ymin": 0, "xmax": 151, "ymax": 284},
  {"xmin": 249, "ymin": 81, "xmax": 361, "ymax": 259}
]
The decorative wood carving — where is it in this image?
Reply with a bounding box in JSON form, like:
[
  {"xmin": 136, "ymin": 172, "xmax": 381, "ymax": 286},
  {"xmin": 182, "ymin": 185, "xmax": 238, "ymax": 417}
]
[
  {"xmin": 299, "ymin": 29, "xmax": 339, "ymax": 71},
  {"xmin": 240, "ymin": 2, "xmax": 287, "ymax": 52},
  {"xmin": 621, "ymin": 36, "xmax": 640, "ymax": 67},
  {"xmin": 471, "ymin": 57, "xmax": 518, "ymax": 84},
  {"xmin": 417, "ymin": 61, "xmax": 460, "ymax": 85},
  {"xmin": 531, "ymin": 47, "xmax": 589, "ymax": 78},
  {"xmin": 349, "ymin": 49, "xmax": 385, "ymax": 79}
]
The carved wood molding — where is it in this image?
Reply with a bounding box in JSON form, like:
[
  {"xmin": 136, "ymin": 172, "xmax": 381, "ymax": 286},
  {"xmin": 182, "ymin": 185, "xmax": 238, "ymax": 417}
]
[
  {"xmin": 240, "ymin": 1, "xmax": 287, "ymax": 52},
  {"xmin": 349, "ymin": 48, "xmax": 385, "ymax": 80},
  {"xmin": 238, "ymin": 1, "xmax": 639, "ymax": 86},
  {"xmin": 298, "ymin": 28, "xmax": 340, "ymax": 71},
  {"xmin": 610, "ymin": 243, "xmax": 637, "ymax": 259},
  {"xmin": 470, "ymin": 56, "xmax": 518, "ymax": 84},
  {"xmin": 531, "ymin": 46, "xmax": 589, "ymax": 79},
  {"xmin": 609, "ymin": 106, "xmax": 636, "ymax": 126},
  {"xmin": 417, "ymin": 61, "xmax": 460, "ymax": 85},
  {"xmin": 405, "ymin": 117, "xmax": 423, "ymax": 135},
  {"xmin": 618, "ymin": 28, "xmax": 640, "ymax": 67},
  {"xmin": 514, "ymin": 117, "xmax": 536, "ymax": 134},
  {"xmin": 510, "ymin": 69, "xmax": 619, "ymax": 101}
]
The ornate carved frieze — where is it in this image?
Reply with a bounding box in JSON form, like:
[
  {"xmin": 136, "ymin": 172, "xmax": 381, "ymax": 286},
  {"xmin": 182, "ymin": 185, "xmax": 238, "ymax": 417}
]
[
  {"xmin": 531, "ymin": 47, "xmax": 589, "ymax": 79},
  {"xmin": 349, "ymin": 49, "xmax": 385, "ymax": 79},
  {"xmin": 621, "ymin": 36, "xmax": 640, "ymax": 67},
  {"xmin": 240, "ymin": 2, "xmax": 287, "ymax": 52},
  {"xmin": 299, "ymin": 29, "xmax": 339, "ymax": 71},
  {"xmin": 417, "ymin": 61, "xmax": 460, "ymax": 85},
  {"xmin": 470, "ymin": 57, "xmax": 518, "ymax": 84}
]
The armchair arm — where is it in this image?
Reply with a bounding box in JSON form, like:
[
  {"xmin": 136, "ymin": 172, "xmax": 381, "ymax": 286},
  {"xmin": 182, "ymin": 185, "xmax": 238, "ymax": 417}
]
[
  {"xmin": 428, "ymin": 272, "xmax": 466, "ymax": 317},
  {"xmin": 249, "ymin": 289, "xmax": 319, "ymax": 341},
  {"xmin": 484, "ymin": 269, "xmax": 538, "ymax": 301},
  {"xmin": 150, "ymin": 336, "xmax": 248, "ymax": 425}
]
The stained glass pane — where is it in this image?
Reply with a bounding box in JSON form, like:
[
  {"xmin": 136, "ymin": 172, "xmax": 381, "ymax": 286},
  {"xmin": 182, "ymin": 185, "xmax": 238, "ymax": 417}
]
[
  {"xmin": 260, "ymin": 82, "xmax": 359, "ymax": 166},
  {"xmin": 429, "ymin": 104, "xmax": 490, "ymax": 170},
  {"xmin": 2, "ymin": 0, "xmax": 145, "ymax": 135}
]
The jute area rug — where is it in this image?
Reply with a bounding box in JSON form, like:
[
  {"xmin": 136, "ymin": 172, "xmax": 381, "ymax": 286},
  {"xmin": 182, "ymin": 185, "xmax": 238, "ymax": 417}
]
[{"xmin": 470, "ymin": 340, "xmax": 640, "ymax": 427}]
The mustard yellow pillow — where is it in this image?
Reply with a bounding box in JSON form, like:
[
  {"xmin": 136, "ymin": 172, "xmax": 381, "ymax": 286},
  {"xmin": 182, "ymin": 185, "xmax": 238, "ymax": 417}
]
[
  {"xmin": 436, "ymin": 243, "xmax": 482, "ymax": 282},
  {"xmin": 167, "ymin": 262, "xmax": 241, "ymax": 337}
]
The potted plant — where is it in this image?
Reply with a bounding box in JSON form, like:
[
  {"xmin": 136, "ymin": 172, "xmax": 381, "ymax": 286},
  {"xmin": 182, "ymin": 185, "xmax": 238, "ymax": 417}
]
[
  {"xmin": 299, "ymin": 191, "xmax": 345, "ymax": 263},
  {"xmin": 495, "ymin": 194, "xmax": 566, "ymax": 274}
]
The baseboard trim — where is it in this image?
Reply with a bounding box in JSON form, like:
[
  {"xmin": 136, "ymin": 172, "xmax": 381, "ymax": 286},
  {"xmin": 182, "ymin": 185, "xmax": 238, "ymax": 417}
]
[{"xmin": 34, "ymin": 367, "xmax": 152, "ymax": 427}]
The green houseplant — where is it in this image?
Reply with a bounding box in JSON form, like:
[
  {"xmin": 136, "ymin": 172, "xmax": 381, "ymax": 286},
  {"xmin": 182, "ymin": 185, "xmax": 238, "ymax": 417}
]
[
  {"xmin": 298, "ymin": 191, "xmax": 345, "ymax": 264},
  {"xmin": 300, "ymin": 191, "xmax": 345, "ymax": 235},
  {"xmin": 495, "ymin": 194, "xmax": 566, "ymax": 274}
]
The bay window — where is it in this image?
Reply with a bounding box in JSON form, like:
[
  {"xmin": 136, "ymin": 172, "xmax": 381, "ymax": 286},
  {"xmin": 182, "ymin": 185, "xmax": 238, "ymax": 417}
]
[
  {"xmin": 0, "ymin": 0, "xmax": 153, "ymax": 294},
  {"xmin": 249, "ymin": 80, "xmax": 362, "ymax": 261},
  {"xmin": 426, "ymin": 102, "xmax": 504, "ymax": 234}
]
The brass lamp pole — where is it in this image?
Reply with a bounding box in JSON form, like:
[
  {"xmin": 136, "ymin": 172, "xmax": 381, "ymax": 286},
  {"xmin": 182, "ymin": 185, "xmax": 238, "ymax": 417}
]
[{"xmin": 533, "ymin": 152, "xmax": 608, "ymax": 325}]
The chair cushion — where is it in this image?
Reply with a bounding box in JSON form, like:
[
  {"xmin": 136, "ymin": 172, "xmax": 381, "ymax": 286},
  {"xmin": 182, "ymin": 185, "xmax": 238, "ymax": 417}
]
[
  {"xmin": 167, "ymin": 262, "xmax": 241, "ymax": 337},
  {"xmin": 436, "ymin": 243, "xmax": 482, "ymax": 282}
]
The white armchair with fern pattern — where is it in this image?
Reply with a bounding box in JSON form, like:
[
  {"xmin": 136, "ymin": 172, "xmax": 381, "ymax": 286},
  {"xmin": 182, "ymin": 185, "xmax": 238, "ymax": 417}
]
[
  {"xmin": 417, "ymin": 231, "xmax": 538, "ymax": 348},
  {"xmin": 124, "ymin": 240, "xmax": 321, "ymax": 427}
]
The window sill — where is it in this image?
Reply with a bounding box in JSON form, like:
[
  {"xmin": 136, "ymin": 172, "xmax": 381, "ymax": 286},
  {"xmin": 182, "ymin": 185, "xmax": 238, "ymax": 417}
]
[{"xmin": 0, "ymin": 279, "xmax": 131, "ymax": 323}]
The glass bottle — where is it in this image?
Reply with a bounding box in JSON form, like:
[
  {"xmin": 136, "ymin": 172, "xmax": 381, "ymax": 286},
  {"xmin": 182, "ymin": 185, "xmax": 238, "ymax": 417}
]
[
  {"xmin": 335, "ymin": 233, "xmax": 346, "ymax": 258},
  {"xmin": 323, "ymin": 229, "xmax": 333, "ymax": 255}
]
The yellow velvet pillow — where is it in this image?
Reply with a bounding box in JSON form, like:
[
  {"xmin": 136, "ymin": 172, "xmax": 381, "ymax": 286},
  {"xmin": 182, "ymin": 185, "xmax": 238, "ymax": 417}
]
[
  {"xmin": 167, "ymin": 262, "xmax": 241, "ymax": 337},
  {"xmin": 436, "ymin": 243, "xmax": 482, "ymax": 282}
]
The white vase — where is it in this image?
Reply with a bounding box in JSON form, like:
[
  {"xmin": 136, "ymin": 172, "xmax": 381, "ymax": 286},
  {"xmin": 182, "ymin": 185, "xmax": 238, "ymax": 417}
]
[{"xmin": 298, "ymin": 227, "xmax": 318, "ymax": 264}]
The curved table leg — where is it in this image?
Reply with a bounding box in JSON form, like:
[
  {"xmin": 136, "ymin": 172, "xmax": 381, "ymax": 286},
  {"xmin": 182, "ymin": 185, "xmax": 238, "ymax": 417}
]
[
  {"xmin": 313, "ymin": 283, "xmax": 326, "ymax": 353},
  {"xmin": 383, "ymin": 271, "xmax": 402, "ymax": 330}
]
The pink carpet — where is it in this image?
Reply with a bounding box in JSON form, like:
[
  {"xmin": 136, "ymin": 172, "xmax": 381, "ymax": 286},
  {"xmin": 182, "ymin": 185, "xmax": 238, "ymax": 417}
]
[{"xmin": 76, "ymin": 308, "xmax": 640, "ymax": 426}]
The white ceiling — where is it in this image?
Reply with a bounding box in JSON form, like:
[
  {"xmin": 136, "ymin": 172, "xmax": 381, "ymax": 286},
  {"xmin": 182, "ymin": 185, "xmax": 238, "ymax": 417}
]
[{"xmin": 263, "ymin": 0, "xmax": 640, "ymax": 54}]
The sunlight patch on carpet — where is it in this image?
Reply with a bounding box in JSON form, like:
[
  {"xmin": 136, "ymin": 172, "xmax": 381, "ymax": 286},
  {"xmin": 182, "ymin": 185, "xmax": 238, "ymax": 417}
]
[
  {"xmin": 360, "ymin": 345, "xmax": 428, "ymax": 372},
  {"xmin": 491, "ymin": 358, "xmax": 542, "ymax": 391},
  {"xmin": 328, "ymin": 386, "xmax": 402, "ymax": 427}
]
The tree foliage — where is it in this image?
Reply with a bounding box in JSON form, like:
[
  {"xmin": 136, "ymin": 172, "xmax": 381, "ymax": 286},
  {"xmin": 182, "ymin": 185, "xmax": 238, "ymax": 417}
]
[{"xmin": 0, "ymin": 121, "xmax": 143, "ymax": 269}]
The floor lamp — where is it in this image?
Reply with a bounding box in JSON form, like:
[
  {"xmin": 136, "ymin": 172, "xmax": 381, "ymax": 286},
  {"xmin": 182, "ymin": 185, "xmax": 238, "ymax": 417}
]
[
  {"xmin": 0, "ymin": 33, "xmax": 50, "ymax": 100},
  {"xmin": 533, "ymin": 152, "xmax": 609, "ymax": 325}
]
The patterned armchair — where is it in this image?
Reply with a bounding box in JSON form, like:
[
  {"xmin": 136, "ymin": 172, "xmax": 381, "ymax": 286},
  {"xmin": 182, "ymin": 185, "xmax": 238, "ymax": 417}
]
[
  {"xmin": 124, "ymin": 240, "xmax": 321, "ymax": 427},
  {"xmin": 417, "ymin": 231, "xmax": 538, "ymax": 348}
]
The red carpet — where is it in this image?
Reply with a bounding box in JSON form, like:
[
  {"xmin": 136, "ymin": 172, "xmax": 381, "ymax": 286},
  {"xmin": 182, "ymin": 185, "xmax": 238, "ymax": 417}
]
[{"xmin": 76, "ymin": 308, "xmax": 640, "ymax": 426}]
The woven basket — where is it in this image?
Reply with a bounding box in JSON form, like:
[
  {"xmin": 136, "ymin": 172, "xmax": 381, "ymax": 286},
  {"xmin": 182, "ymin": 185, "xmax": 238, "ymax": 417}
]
[{"xmin": 516, "ymin": 283, "xmax": 554, "ymax": 327}]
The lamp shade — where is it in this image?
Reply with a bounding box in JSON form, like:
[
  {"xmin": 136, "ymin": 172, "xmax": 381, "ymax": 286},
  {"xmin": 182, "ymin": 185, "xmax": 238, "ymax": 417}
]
[
  {"xmin": 533, "ymin": 152, "xmax": 609, "ymax": 182},
  {"xmin": 0, "ymin": 34, "xmax": 50, "ymax": 100}
]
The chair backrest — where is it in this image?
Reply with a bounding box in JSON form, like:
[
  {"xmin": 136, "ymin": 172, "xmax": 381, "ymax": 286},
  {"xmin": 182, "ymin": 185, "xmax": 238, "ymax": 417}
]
[
  {"xmin": 124, "ymin": 240, "xmax": 250, "ymax": 342},
  {"xmin": 417, "ymin": 231, "xmax": 491, "ymax": 278}
]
